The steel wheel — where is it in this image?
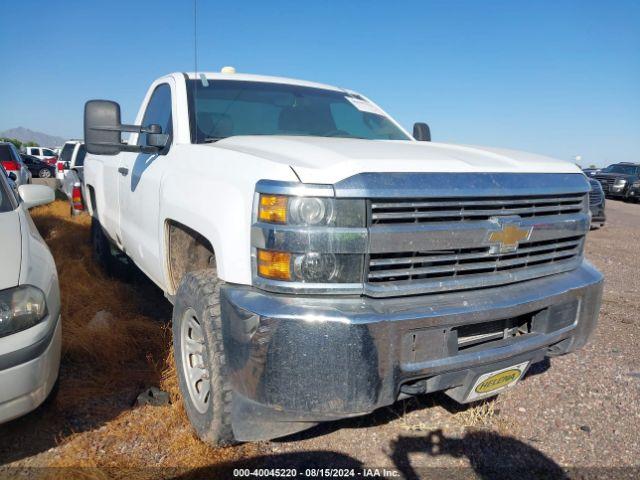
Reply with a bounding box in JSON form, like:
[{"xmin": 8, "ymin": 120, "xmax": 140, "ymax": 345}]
[
  {"xmin": 39, "ymin": 168, "xmax": 51, "ymax": 178},
  {"xmin": 180, "ymin": 307, "xmax": 210, "ymax": 414}
]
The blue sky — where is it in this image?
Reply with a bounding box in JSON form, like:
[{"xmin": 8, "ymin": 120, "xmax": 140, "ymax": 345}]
[{"xmin": 1, "ymin": 0, "xmax": 638, "ymax": 167}]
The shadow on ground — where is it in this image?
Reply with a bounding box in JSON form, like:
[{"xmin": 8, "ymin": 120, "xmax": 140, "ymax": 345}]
[
  {"xmin": 391, "ymin": 429, "xmax": 566, "ymax": 480},
  {"xmin": 173, "ymin": 430, "xmax": 565, "ymax": 480}
]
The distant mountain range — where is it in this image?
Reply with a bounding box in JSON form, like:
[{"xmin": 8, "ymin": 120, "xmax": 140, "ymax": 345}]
[{"xmin": 0, "ymin": 127, "xmax": 68, "ymax": 147}]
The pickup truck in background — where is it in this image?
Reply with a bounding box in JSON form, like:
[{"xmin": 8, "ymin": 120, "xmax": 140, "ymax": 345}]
[
  {"xmin": 83, "ymin": 70, "xmax": 604, "ymax": 445},
  {"xmin": 58, "ymin": 141, "xmax": 86, "ymax": 212},
  {"xmin": 56, "ymin": 140, "xmax": 83, "ymax": 181}
]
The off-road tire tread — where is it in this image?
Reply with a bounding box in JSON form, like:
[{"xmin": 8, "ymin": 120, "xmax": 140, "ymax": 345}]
[{"xmin": 173, "ymin": 269, "xmax": 235, "ymax": 446}]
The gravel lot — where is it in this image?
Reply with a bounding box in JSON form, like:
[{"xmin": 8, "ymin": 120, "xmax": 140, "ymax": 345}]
[{"xmin": 0, "ymin": 199, "xmax": 638, "ymax": 479}]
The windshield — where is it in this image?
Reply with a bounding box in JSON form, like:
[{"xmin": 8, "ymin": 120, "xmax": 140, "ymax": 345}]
[
  {"xmin": 602, "ymin": 164, "xmax": 638, "ymax": 175},
  {"xmin": 187, "ymin": 80, "xmax": 410, "ymax": 143},
  {"xmin": 60, "ymin": 143, "xmax": 75, "ymax": 163}
]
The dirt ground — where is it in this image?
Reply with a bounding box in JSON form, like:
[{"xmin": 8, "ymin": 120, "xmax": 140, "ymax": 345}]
[{"xmin": 0, "ymin": 198, "xmax": 638, "ymax": 479}]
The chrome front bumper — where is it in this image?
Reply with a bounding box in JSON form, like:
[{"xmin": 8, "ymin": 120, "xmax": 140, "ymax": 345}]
[{"xmin": 220, "ymin": 261, "xmax": 603, "ymax": 441}]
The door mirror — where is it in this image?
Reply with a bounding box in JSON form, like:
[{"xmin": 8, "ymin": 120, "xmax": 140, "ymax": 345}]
[
  {"xmin": 85, "ymin": 100, "xmax": 123, "ymax": 155},
  {"xmin": 18, "ymin": 184, "xmax": 55, "ymax": 209},
  {"xmin": 413, "ymin": 122, "xmax": 431, "ymax": 142},
  {"xmin": 145, "ymin": 124, "xmax": 170, "ymax": 150},
  {"xmin": 84, "ymin": 100, "xmax": 167, "ymax": 155}
]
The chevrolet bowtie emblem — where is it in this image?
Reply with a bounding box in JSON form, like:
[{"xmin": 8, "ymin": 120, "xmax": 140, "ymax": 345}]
[{"xmin": 487, "ymin": 219, "xmax": 533, "ymax": 254}]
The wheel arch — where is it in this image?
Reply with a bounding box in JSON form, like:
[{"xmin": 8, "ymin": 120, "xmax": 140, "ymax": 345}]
[
  {"xmin": 84, "ymin": 184, "xmax": 97, "ymax": 217},
  {"xmin": 164, "ymin": 219, "xmax": 218, "ymax": 296}
]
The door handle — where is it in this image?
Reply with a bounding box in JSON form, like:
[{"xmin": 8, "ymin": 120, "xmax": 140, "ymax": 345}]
[{"xmin": 118, "ymin": 167, "xmax": 129, "ymax": 176}]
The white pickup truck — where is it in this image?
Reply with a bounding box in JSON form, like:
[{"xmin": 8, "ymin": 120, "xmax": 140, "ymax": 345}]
[{"xmin": 83, "ymin": 70, "xmax": 603, "ymax": 445}]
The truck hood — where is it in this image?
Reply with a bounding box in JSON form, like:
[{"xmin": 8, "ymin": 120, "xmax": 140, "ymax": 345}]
[
  {"xmin": 214, "ymin": 136, "xmax": 582, "ymax": 184},
  {"xmin": 0, "ymin": 210, "xmax": 22, "ymax": 290}
]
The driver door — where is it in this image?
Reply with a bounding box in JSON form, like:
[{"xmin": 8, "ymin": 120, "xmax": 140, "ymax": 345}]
[{"xmin": 117, "ymin": 81, "xmax": 175, "ymax": 286}]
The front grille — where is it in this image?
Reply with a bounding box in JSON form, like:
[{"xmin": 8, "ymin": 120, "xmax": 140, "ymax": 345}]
[
  {"xmin": 365, "ymin": 191, "xmax": 588, "ymax": 297},
  {"xmin": 454, "ymin": 315, "xmax": 531, "ymax": 351},
  {"xmin": 589, "ymin": 187, "xmax": 603, "ymax": 205},
  {"xmin": 370, "ymin": 194, "xmax": 585, "ymax": 225},
  {"xmin": 368, "ymin": 236, "xmax": 584, "ymax": 283},
  {"xmin": 594, "ymin": 176, "xmax": 614, "ymax": 190}
]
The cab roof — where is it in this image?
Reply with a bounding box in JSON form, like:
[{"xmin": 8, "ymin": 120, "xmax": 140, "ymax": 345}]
[{"xmin": 179, "ymin": 72, "xmax": 346, "ymax": 93}]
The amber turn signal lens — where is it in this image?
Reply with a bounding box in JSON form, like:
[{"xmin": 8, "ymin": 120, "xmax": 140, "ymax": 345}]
[
  {"xmin": 259, "ymin": 195, "xmax": 288, "ymax": 223},
  {"xmin": 257, "ymin": 250, "xmax": 291, "ymax": 280}
]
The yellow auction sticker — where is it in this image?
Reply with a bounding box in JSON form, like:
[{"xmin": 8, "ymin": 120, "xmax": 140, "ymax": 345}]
[{"xmin": 475, "ymin": 368, "xmax": 523, "ymax": 394}]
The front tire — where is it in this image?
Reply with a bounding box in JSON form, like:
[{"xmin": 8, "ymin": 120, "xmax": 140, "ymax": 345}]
[{"xmin": 172, "ymin": 269, "xmax": 235, "ymax": 446}]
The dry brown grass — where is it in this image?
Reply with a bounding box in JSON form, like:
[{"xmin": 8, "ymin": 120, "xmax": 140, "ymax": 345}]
[
  {"xmin": 20, "ymin": 201, "xmax": 258, "ymax": 475},
  {"xmin": 453, "ymin": 400, "xmax": 497, "ymax": 428}
]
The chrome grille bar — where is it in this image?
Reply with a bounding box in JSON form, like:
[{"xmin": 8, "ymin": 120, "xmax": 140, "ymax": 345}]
[
  {"xmin": 368, "ymin": 245, "xmax": 581, "ymax": 280},
  {"xmin": 371, "ymin": 194, "xmax": 585, "ymax": 224},
  {"xmin": 369, "ymin": 238, "xmax": 583, "ymax": 267},
  {"xmin": 371, "ymin": 195, "xmax": 584, "ymax": 209}
]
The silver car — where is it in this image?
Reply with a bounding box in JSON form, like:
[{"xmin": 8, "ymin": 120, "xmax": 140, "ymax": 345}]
[
  {"xmin": 0, "ymin": 142, "xmax": 32, "ymax": 187},
  {"xmin": 0, "ymin": 167, "xmax": 60, "ymax": 423}
]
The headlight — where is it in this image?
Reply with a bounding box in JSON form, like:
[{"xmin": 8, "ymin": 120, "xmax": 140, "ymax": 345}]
[
  {"xmin": 614, "ymin": 178, "xmax": 627, "ymax": 186},
  {"xmin": 632, "ymin": 181, "xmax": 640, "ymax": 188},
  {"xmin": 289, "ymin": 197, "xmax": 333, "ymax": 225},
  {"xmin": 0, "ymin": 285, "xmax": 47, "ymax": 337},
  {"xmin": 254, "ymin": 184, "xmax": 366, "ymax": 291},
  {"xmin": 257, "ymin": 249, "xmax": 363, "ymax": 283},
  {"xmin": 258, "ymin": 194, "xmax": 365, "ymax": 227}
]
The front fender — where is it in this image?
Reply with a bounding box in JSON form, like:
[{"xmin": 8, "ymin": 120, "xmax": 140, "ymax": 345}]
[{"xmin": 159, "ymin": 145, "xmax": 298, "ymax": 292}]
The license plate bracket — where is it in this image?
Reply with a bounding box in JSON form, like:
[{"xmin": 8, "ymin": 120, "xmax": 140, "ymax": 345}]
[{"xmin": 464, "ymin": 361, "xmax": 529, "ymax": 402}]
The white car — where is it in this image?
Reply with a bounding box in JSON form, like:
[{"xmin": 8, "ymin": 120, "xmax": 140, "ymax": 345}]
[
  {"xmin": 83, "ymin": 70, "xmax": 603, "ymax": 444},
  {"xmin": 23, "ymin": 147, "xmax": 58, "ymax": 165},
  {"xmin": 0, "ymin": 169, "xmax": 60, "ymax": 423}
]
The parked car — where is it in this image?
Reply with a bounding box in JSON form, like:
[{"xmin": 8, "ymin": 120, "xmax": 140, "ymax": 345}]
[
  {"xmin": 593, "ymin": 162, "xmax": 640, "ymax": 199},
  {"xmin": 82, "ymin": 70, "xmax": 603, "ymax": 445},
  {"xmin": 588, "ymin": 178, "xmax": 606, "ymax": 228},
  {"xmin": 56, "ymin": 140, "xmax": 82, "ymax": 179},
  {"xmin": 20, "ymin": 154, "xmax": 56, "ymax": 179},
  {"xmin": 59, "ymin": 142, "xmax": 86, "ymax": 197},
  {"xmin": 627, "ymin": 179, "xmax": 640, "ymax": 202},
  {"xmin": 23, "ymin": 147, "xmax": 58, "ymax": 166},
  {"xmin": 0, "ymin": 169, "xmax": 60, "ymax": 423},
  {"xmin": 0, "ymin": 142, "xmax": 32, "ymax": 186}
]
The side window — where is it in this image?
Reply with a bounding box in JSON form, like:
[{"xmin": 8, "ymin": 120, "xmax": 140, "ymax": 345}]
[
  {"xmin": 42, "ymin": 149, "xmax": 55, "ymax": 156},
  {"xmin": 137, "ymin": 83, "xmax": 173, "ymax": 147},
  {"xmin": 75, "ymin": 145, "xmax": 87, "ymax": 166},
  {"xmin": 10, "ymin": 145, "xmax": 23, "ymax": 164}
]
